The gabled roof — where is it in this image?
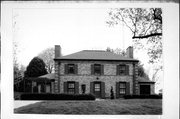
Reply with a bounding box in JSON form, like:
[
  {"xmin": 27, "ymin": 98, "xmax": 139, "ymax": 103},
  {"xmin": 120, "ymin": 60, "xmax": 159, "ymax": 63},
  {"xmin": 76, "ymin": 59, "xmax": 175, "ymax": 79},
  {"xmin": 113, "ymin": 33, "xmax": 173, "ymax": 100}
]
[{"xmin": 54, "ymin": 50, "xmax": 138, "ymax": 62}]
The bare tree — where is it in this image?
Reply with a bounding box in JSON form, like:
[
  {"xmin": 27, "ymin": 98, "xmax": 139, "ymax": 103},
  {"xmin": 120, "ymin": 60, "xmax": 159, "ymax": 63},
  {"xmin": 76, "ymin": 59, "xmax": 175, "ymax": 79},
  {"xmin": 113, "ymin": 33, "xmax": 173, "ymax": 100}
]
[
  {"xmin": 38, "ymin": 47, "xmax": 54, "ymax": 73},
  {"xmin": 106, "ymin": 47, "xmax": 126, "ymax": 56},
  {"xmin": 107, "ymin": 8, "xmax": 163, "ymax": 91},
  {"xmin": 107, "ymin": 8, "xmax": 162, "ymax": 65}
]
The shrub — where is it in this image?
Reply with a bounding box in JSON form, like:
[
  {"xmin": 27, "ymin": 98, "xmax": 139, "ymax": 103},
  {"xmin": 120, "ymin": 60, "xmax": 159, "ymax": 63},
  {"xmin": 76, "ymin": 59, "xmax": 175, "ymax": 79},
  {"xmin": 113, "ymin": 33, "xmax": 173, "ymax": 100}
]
[
  {"xmin": 110, "ymin": 86, "xmax": 114, "ymax": 99},
  {"xmin": 20, "ymin": 93, "xmax": 96, "ymax": 100},
  {"xmin": 123, "ymin": 94, "xmax": 162, "ymax": 99}
]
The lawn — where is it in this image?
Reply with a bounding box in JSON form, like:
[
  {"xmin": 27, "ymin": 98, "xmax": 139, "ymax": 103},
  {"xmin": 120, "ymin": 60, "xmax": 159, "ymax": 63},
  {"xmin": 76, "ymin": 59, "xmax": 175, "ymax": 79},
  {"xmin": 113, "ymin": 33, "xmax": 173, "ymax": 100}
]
[{"xmin": 14, "ymin": 99, "xmax": 162, "ymax": 115}]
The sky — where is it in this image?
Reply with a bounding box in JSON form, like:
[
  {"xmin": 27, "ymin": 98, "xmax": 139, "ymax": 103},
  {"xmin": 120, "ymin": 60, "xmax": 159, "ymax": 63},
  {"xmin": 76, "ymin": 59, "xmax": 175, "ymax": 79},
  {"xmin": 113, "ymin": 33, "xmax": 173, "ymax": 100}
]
[{"xmin": 13, "ymin": 8, "xmax": 148, "ymax": 67}]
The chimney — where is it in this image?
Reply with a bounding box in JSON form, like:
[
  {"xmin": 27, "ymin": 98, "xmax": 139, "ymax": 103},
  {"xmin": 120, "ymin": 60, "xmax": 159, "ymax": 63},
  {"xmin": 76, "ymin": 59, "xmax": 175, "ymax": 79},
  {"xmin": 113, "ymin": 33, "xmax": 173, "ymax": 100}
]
[
  {"xmin": 126, "ymin": 46, "xmax": 133, "ymax": 58},
  {"xmin": 55, "ymin": 45, "xmax": 61, "ymax": 58}
]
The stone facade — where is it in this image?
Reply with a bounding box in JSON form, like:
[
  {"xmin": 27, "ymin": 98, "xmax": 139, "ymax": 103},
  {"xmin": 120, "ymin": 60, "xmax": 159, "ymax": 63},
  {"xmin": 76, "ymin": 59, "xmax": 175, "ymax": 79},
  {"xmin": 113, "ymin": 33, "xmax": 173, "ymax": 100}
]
[{"xmin": 54, "ymin": 60, "xmax": 139, "ymax": 98}]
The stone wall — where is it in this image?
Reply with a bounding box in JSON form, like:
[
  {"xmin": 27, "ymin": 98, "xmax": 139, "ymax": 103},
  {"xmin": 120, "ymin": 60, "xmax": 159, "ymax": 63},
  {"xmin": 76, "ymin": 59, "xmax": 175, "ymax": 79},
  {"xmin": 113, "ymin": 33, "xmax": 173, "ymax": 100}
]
[
  {"xmin": 54, "ymin": 60, "xmax": 137, "ymax": 97},
  {"xmin": 59, "ymin": 75, "xmax": 133, "ymax": 97}
]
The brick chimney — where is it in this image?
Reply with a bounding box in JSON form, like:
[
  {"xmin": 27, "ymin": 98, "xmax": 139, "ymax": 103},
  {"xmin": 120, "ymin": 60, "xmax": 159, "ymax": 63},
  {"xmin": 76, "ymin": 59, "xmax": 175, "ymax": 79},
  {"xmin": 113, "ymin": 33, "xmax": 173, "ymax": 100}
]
[
  {"xmin": 126, "ymin": 46, "xmax": 133, "ymax": 58},
  {"xmin": 55, "ymin": 45, "xmax": 61, "ymax": 58}
]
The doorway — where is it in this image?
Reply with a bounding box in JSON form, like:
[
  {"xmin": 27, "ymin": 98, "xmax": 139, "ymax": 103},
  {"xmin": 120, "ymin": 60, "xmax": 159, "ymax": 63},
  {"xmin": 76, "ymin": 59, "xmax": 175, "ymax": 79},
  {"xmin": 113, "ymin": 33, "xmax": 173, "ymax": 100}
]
[
  {"xmin": 140, "ymin": 85, "xmax": 150, "ymax": 95},
  {"xmin": 94, "ymin": 82, "xmax": 101, "ymax": 98}
]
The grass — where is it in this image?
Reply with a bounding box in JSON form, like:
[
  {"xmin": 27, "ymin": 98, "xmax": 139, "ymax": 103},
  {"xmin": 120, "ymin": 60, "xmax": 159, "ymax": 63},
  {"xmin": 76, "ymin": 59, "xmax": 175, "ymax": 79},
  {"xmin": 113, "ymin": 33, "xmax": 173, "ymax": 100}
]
[{"xmin": 14, "ymin": 99, "xmax": 162, "ymax": 115}]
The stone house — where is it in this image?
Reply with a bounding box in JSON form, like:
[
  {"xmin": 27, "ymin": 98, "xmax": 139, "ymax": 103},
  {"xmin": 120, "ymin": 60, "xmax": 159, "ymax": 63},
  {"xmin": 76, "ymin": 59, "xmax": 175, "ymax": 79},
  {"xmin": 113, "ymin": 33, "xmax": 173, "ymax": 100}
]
[{"xmin": 51, "ymin": 45, "xmax": 155, "ymax": 98}]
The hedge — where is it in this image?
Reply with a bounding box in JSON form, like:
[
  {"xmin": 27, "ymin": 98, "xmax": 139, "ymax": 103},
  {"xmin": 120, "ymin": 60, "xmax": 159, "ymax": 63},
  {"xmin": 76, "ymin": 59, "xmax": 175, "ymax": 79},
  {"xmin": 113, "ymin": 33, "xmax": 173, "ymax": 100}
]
[
  {"xmin": 123, "ymin": 94, "xmax": 162, "ymax": 99},
  {"xmin": 20, "ymin": 93, "xmax": 96, "ymax": 100}
]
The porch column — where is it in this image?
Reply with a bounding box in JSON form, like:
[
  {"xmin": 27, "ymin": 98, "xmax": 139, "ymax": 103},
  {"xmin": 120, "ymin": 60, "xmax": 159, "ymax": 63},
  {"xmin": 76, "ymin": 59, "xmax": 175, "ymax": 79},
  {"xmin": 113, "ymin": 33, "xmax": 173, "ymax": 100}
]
[
  {"xmin": 38, "ymin": 84, "xmax": 41, "ymax": 93},
  {"xmin": 31, "ymin": 81, "xmax": 34, "ymax": 93},
  {"xmin": 51, "ymin": 81, "xmax": 54, "ymax": 93}
]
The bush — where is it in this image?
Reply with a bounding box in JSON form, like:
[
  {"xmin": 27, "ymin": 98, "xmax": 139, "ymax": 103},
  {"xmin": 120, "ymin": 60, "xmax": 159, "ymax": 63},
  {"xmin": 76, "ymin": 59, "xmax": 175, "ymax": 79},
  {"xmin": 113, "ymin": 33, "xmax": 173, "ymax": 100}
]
[
  {"xmin": 20, "ymin": 93, "xmax": 96, "ymax": 100},
  {"xmin": 110, "ymin": 86, "xmax": 114, "ymax": 99},
  {"xmin": 123, "ymin": 94, "xmax": 162, "ymax": 99}
]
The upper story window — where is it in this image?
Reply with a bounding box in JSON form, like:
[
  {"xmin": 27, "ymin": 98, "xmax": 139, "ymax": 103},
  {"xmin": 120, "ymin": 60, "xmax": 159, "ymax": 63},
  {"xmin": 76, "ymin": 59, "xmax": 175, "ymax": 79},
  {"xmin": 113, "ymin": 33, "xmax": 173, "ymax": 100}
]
[
  {"xmin": 117, "ymin": 64, "xmax": 129, "ymax": 75},
  {"xmin": 91, "ymin": 64, "xmax": 104, "ymax": 75},
  {"xmin": 65, "ymin": 64, "xmax": 78, "ymax": 74},
  {"xmin": 119, "ymin": 65, "xmax": 126, "ymax": 75},
  {"xmin": 68, "ymin": 64, "xmax": 75, "ymax": 74},
  {"xmin": 94, "ymin": 64, "xmax": 101, "ymax": 75}
]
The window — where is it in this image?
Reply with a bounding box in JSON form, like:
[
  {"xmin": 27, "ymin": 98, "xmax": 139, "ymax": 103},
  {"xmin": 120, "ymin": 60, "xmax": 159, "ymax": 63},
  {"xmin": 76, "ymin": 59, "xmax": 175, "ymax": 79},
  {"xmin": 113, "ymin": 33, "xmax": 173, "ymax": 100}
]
[
  {"xmin": 119, "ymin": 65, "xmax": 126, "ymax": 75},
  {"xmin": 119, "ymin": 82, "xmax": 126, "ymax": 95},
  {"xmin": 94, "ymin": 83, "xmax": 101, "ymax": 91},
  {"xmin": 94, "ymin": 64, "xmax": 101, "ymax": 75},
  {"xmin": 67, "ymin": 82, "xmax": 75, "ymax": 94},
  {"xmin": 68, "ymin": 64, "xmax": 75, "ymax": 74}
]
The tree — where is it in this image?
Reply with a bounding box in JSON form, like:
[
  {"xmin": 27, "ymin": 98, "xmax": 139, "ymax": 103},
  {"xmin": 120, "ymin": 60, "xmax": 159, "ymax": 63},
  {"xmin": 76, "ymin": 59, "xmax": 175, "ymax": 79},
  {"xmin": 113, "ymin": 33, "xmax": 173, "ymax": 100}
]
[
  {"xmin": 106, "ymin": 47, "xmax": 126, "ymax": 56},
  {"xmin": 107, "ymin": 8, "xmax": 163, "ymax": 92},
  {"xmin": 106, "ymin": 8, "xmax": 162, "ymax": 64},
  {"xmin": 110, "ymin": 86, "xmax": 114, "ymax": 99},
  {"xmin": 38, "ymin": 47, "xmax": 54, "ymax": 73},
  {"xmin": 137, "ymin": 62, "xmax": 148, "ymax": 78},
  {"xmin": 14, "ymin": 64, "xmax": 26, "ymax": 92},
  {"xmin": 24, "ymin": 57, "xmax": 48, "ymax": 77},
  {"xmin": 106, "ymin": 47, "xmax": 148, "ymax": 78}
]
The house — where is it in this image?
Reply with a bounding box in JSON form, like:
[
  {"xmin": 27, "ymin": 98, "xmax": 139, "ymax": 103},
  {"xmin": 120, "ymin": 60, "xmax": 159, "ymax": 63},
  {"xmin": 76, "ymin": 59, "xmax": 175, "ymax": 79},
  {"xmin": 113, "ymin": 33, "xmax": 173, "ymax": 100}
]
[{"xmin": 51, "ymin": 45, "xmax": 155, "ymax": 98}]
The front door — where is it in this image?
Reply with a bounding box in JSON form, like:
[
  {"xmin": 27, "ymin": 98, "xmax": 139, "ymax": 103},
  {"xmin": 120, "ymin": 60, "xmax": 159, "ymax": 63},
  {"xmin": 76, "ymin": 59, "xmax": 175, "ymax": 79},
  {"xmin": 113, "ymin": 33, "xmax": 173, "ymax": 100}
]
[
  {"xmin": 140, "ymin": 85, "xmax": 150, "ymax": 95},
  {"xmin": 94, "ymin": 82, "xmax": 101, "ymax": 98}
]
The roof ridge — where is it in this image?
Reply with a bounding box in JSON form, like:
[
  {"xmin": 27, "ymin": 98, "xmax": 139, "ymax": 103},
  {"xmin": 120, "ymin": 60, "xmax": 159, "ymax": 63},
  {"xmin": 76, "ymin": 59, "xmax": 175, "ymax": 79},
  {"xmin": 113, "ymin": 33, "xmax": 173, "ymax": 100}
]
[{"xmin": 82, "ymin": 50, "xmax": 106, "ymax": 52}]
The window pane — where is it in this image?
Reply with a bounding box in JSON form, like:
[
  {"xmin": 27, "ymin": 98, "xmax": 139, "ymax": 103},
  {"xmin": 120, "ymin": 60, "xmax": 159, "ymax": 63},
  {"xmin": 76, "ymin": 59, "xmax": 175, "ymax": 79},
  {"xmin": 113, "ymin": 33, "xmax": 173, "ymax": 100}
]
[
  {"xmin": 120, "ymin": 83, "xmax": 126, "ymax": 88},
  {"xmin": 94, "ymin": 84, "xmax": 100, "ymax": 91},
  {"xmin": 120, "ymin": 89, "xmax": 126, "ymax": 94},
  {"xmin": 68, "ymin": 83, "xmax": 75, "ymax": 88},
  {"xmin": 68, "ymin": 89, "xmax": 75, "ymax": 94}
]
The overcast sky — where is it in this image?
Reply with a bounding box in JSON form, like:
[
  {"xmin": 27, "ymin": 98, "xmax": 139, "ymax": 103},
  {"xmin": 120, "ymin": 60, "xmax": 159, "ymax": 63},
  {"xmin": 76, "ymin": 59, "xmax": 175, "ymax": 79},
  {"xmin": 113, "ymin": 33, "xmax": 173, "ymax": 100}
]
[{"xmin": 13, "ymin": 7, "xmax": 150, "ymax": 67}]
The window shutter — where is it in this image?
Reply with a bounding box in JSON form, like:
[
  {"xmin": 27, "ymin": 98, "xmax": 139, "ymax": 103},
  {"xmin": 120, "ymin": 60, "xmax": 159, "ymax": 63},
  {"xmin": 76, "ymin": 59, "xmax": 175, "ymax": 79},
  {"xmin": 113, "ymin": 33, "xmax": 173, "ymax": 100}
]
[
  {"xmin": 91, "ymin": 64, "xmax": 94, "ymax": 75},
  {"xmin": 116, "ymin": 82, "xmax": 120, "ymax": 98},
  {"xmin": 64, "ymin": 64, "xmax": 68, "ymax": 74},
  {"xmin": 101, "ymin": 82, "xmax": 105, "ymax": 98},
  {"xmin": 126, "ymin": 65, "xmax": 129, "ymax": 75},
  {"xmin": 126, "ymin": 82, "xmax": 130, "ymax": 95},
  {"xmin": 90, "ymin": 82, "xmax": 94, "ymax": 94},
  {"xmin": 116, "ymin": 65, "xmax": 120, "ymax": 75},
  {"xmin": 101, "ymin": 65, "xmax": 104, "ymax": 75},
  {"xmin": 75, "ymin": 64, "xmax": 78, "ymax": 74},
  {"xmin": 64, "ymin": 82, "xmax": 67, "ymax": 93},
  {"xmin": 75, "ymin": 82, "xmax": 79, "ymax": 94}
]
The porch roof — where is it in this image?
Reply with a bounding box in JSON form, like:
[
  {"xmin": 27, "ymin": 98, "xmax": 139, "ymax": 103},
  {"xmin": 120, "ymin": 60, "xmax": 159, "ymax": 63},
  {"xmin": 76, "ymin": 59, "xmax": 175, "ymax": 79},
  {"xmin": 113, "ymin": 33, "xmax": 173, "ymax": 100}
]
[{"xmin": 27, "ymin": 73, "xmax": 55, "ymax": 82}]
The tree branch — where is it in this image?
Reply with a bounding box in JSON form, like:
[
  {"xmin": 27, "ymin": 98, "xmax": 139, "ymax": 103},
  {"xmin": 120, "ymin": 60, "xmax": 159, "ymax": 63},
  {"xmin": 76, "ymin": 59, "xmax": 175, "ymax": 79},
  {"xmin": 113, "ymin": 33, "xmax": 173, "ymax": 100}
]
[
  {"xmin": 132, "ymin": 33, "xmax": 162, "ymax": 39},
  {"xmin": 152, "ymin": 8, "xmax": 162, "ymax": 24}
]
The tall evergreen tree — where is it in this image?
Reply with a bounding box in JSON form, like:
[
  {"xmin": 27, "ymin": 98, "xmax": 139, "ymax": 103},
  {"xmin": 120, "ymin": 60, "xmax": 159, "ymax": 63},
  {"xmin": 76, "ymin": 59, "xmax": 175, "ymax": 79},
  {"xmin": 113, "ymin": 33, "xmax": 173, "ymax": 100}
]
[{"xmin": 24, "ymin": 57, "xmax": 48, "ymax": 77}]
